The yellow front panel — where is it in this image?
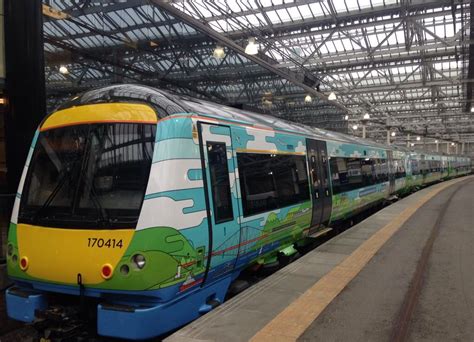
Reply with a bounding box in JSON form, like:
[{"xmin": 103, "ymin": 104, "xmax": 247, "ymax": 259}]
[
  {"xmin": 17, "ymin": 224, "xmax": 134, "ymax": 285},
  {"xmin": 41, "ymin": 103, "xmax": 157, "ymax": 131}
]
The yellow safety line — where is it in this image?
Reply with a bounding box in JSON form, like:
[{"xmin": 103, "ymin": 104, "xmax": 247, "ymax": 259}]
[{"xmin": 250, "ymin": 176, "xmax": 472, "ymax": 342}]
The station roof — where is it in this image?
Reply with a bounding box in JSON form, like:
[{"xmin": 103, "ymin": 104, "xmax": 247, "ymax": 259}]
[{"xmin": 43, "ymin": 0, "xmax": 473, "ymax": 146}]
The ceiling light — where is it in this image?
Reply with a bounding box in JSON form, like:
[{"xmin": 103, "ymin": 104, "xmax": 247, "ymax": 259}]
[
  {"xmin": 352, "ymin": 124, "xmax": 358, "ymax": 130},
  {"xmin": 435, "ymin": 140, "xmax": 438, "ymax": 143},
  {"xmin": 471, "ymin": 107, "xmax": 474, "ymax": 113},
  {"xmin": 304, "ymin": 94, "xmax": 312, "ymax": 103},
  {"xmin": 410, "ymin": 143, "xmax": 415, "ymax": 147},
  {"xmin": 391, "ymin": 132, "xmax": 396, "ymax": 137},
  {"xmin": 344, "ymin": 115, "xmax": 349, "ymax": 120},
  {"xmin": 451, "ymin": 142, "xmax": 455, "ymax": 146},
  {"xmin": 42, "ymin": 4, "xmax": 70, "ymax": 20},
  {"xmin": 416, "ymin": 136, "xmax": 421, "ymax": 141},
  {"xmin": 213, "ymin": 45, "xmax": 225, "ymax": 59},
  {"xmin": 328, "ymin": 92, "xmax": 337, "ymax": 101},
  {"xmin": 59, "ymin": 65, "xmax": 69, "ymax": 75},
  {"xmin": 363, "ymin": 113, "xmax": 370, "ymax": 120},
  {"xmin": 245, "ymin": 37, "xmax": 258, "ymax": 55}
]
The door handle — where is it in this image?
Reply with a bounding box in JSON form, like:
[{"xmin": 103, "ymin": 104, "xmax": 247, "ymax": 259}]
[
  {"xmin": 315, "ymin": 192, "xmax": 319, "ymax": 199},
  {"xmin": 325, "ymin": 189, "xmax": 329, "ymax": 196}
]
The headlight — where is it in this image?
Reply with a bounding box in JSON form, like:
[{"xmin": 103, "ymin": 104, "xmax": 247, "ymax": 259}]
[{"xmin": 132, "ymin": 254, "xmax": 146, "ymax": 269}]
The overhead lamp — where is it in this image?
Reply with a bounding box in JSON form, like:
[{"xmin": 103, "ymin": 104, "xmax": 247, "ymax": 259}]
[
  {"xmin": 352, "ymin": 124, "xmax": 358, "ymax": 130},
  {"xmin": 363, "ymin": 113, "xmax": 370, "ymax": 120},
  {"xmin": 435, "ymin": 140, "xmax": 439, "ymax": 143},
  {"xmin": 245, "ymin": 37, "xmax": 258, "ymax": 55},
  {"xmin": 391, "ymin": 131, "xmax": 396, "ymax": 137},
  {"xmin": 59, "ymin": 65, "xmax": 69, "ymax": 75},
  {"xmin": 213, "ymin": 45, "xmax": 225, "ymax": 59},
  {"xmin": 42, "ymin": 4, "xmax": 70, "ymax": 20},
  {"xmin": 344, "ymin": 115, "xmax": 349, "ymax": 120},
  {"xmin": 304, "ymin": 94, "xmax": 312, "ymax": 103},
  {"xmin": 410, "ymin": 143, "xmax": 415, "ymax": 147},
  {"xmin": 471, "ymin": 107, "xmax": 474, "ymax": 113},
  {"xmin": 328, "ymin": 92, "xmax": 337, "ymax": 101},
  {"xmin": 451, "ymin": 142, "xmax": 455, "ymax": 146},
  {"xmin": 416, "ymin": 136, "xmax": 421, "ymax": 141}
]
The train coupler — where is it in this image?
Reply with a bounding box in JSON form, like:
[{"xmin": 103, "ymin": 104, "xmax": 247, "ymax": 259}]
[{"xmin": 33, "ymin": 305, "xmax": 92, "ymax": 341}]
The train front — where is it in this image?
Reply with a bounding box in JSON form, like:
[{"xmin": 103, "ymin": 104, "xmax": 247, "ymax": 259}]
[{"xmin": 4, "ymin": 102, "xmax": 164, "ymax": 339}]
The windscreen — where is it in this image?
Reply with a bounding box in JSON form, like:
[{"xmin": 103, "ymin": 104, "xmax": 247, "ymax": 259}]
[{"xmin": 19, "ymin": 123, "xmax": 156, "ymax": 229}]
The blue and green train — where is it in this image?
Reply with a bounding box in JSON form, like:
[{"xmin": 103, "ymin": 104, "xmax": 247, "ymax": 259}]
[{"xmin": 5, "ymin": 85, "xmax": 472, "ymax": 339}]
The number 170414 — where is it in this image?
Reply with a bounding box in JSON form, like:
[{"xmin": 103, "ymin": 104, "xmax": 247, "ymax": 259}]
[{"xmin": 87, "ymin": 238, "xmax": 123, "ymax": 248}]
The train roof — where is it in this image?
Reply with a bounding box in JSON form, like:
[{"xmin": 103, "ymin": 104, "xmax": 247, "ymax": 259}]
[{"xmin": 57, "ymin": 84, "xmax": 470, "ymax": 159}]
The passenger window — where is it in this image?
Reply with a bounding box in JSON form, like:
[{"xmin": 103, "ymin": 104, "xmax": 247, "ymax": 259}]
[
  {"xmin": 329, "ymin": 156, "xmax": 393, "ymax": 195},
  {"xmin": 346, "ymin": 158, "xmax": 363, "ymax": 190},
  {"xmin": 393, "ymin": 159, "xmax": 406, "ymax": 179},
  {"xmin": 207, "ymin": 142, "xmax": 233, "ymax": 223},
  {"xmin": 361, "ymin": 158, "xmax": 375, "ymax": 186},
  {"xmin": 411, "ymin": 160, "xmax": 420, "ymax": 175},
  {"xmin": 237, "ymin": 153, "xmax": 310, "ymax": 217},
  {"xmin": 310, "ymin": 155, "xmax": 319, "ymax": 188}
]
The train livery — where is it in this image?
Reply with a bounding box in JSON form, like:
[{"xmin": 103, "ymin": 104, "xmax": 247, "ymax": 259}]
[{"xmin": 5, "ymin": 85, "xmax": 472, "ymax": 339}]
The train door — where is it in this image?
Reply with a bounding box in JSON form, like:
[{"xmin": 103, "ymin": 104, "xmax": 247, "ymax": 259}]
[
  {"xmin": 420, "ymin": 154, "xmax": 427, "ymax": 181},
  {"xmin": 306, "ymin": 139, "xmax": 332, "ymax": 230},
  {"xmin": 387, "ymin": 150, "xmax": 396, "ymax": 194},
  {"xmin": 198, "ymin": 122, "xmax": 242, "ymax": 284}
]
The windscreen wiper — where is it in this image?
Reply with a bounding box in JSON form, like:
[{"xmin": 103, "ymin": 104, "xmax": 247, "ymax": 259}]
[
  {"xmin": 32, "ymin": 169, "xmax": 71, "ymax": 222},
  {"xmin": 87, "ymin": 180, "xmax": 110, "ymax": 227},
  {"xmin": 78, "ymin": 128, "xmax": 111, "ymax": 227}
]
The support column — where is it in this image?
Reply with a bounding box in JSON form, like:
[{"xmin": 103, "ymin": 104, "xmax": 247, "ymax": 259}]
[
  {"xmin": 4, "ymin": 0, "xmax": 46, "ymax": 193},
  {"xmin": 436, "ymin": 141, "xmax": 439, "ymax": 153},
  {"xmin": 455, "ymin": 143, "xmax": 458, "ymax": 154},
  {"xmin": 406, "ymin": 134, "xmax": 410, "ymax": 148},
  {"xmin": 362, "ymin": 125, "xmax": 366, "ymax": 139},
  {"xmin": 447, "ymin": 142, "xmax": 450, "ymax": 155},
  {"xmin": 386, "ymin": 130, "xmax": 390, "ymax": 145},
  {"xmin": 462, "ymin": 142, "xmax": 465, "ymax": 154}
]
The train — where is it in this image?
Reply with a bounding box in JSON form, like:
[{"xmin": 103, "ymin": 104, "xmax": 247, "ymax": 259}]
[{"xmin": 5, "ymin": 84, "xmax": 472, "ymax": 340}]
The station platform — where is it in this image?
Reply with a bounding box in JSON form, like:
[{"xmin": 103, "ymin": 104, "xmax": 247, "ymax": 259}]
[{"xmin": 166, "ymin": 175, "xmax": 474, "ymax": 342}]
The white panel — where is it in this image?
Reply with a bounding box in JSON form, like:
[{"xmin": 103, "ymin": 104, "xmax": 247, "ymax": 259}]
[
  {"xmin": 200, "ymin": 124, "xmax": 231, "ymax": 145},
  {"xmin": 146, "ymin": 159, "xmax": 203, "ymax": 195},
  {"xmin": 17, "ymin": 165, "xmax": 29, "ymax": 194},
  {"xmin": 10, "ymin": 197, "xmax": 19, "ymax": 224},
  {"xmin": 137, "ymin": 197, "xmax": 206, "ymax": 230},
  {"xmin": 245, "ymin": 128, "xmax": 277, "ymax": 151},
  {"xmin": 295, "ymin": 141, "xmax": 306, "ymax": 153}
]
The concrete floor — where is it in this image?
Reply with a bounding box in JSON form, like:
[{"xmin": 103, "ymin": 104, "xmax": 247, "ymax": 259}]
[{"xmin": 299, "ymin": 178, "xmax": 474, "ymax": 342}]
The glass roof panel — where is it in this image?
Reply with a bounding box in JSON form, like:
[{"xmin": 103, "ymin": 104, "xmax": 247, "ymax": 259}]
[{"xmin": 42, "ymin": 0, "xmax": 471, "ymax": 142}]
